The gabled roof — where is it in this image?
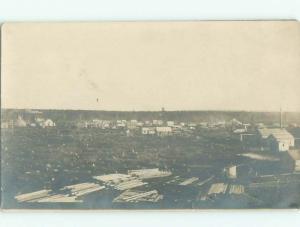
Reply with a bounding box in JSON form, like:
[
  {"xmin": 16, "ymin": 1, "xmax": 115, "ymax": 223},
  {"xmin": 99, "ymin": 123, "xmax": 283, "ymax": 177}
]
[
  {"xmin": 258, "ymin": 128, "xmax": 294, "ymax": 141},
  {"xmin": 269, "ymin": 130, "xmax": 294, "ymax": 141}
]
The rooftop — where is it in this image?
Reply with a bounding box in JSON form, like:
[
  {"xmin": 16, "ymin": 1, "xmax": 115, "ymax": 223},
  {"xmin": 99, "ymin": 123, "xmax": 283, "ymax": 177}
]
[{"xmin": 258, "ymin": 128, "xmax": 294, "ymax": 140}]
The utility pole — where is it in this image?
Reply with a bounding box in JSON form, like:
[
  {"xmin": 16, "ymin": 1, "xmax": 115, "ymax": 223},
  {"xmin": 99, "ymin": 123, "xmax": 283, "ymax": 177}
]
[{"xmin": 280, "ymin": 107, "xmax": 283, "ymax": 128}]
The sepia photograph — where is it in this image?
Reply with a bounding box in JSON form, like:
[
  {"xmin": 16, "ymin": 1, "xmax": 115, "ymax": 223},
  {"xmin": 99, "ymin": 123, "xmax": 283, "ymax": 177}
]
[{"xmin": 1, "ymin": 21, "xmax": 300, "ymax": 209}]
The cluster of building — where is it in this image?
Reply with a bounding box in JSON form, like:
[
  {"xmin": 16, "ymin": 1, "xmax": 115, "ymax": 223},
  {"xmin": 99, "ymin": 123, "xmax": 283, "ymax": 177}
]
[
  {"xmin": 75, "ymin": 114, "xmax": 298, "ymax": 135},
  {"xmin": 1, "ymin": 115, "xmax": 56, "ymax": 129},
  {"xmin": 76, "ymin": 118, "xmax": 200, "ymax": 136}
]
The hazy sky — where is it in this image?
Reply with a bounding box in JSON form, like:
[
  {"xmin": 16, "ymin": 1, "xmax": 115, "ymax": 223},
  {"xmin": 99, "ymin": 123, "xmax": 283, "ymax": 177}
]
[{"xmin": 2, "ymin": 21, "xmax": 300, "ymax": 111}]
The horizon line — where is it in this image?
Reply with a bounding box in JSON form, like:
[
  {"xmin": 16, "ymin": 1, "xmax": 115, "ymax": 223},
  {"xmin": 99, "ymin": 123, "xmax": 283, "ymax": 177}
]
[{"xmin": 2, "ymin": 107, "xmax": 300, "ymax": 113}]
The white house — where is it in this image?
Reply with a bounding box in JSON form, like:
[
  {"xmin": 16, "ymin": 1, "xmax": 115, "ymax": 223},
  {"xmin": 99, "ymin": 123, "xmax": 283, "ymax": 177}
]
[
  {"xmin": 156, "ymin": 127, "xmax": 172, "ymax": 136},
  {"xmin": 130, "ymin": 119, "xmax": 138, "ymax": 124},
  {"xmin": 102, "ymin": 120, "xmax": 110, "ymax": 129},
  {"xmin": 269, "ymin": 134, "xmax": 295, "ymax": 152},
  {"xmin": 141, "ymin": 127, "xmax": 156, "ymax": 135},
  {"xmin": 116, "ymin": 121, "xmax": 126, "ymax": 128},
  {"xmin": 259, "ymin": 128, "xmax": 295, "ymax": 152},
  {"xmin": 137, "ymin": 122, "xmax": 144, "ymax": 127},
  {"xmin": 77, "ymin": 121, "xmax": 88, "ymax": 128},
  {"xmin": 127, "ymin": 120, "xmax": 138, "ymax": 129},
  {"xmin": 167, "ymin": 121, "xmax": 175, "ymax": 127},
  {"xmin": 144, "ymin": 120, "xmax": 152, "ymax": 126},
  {"xmin": 152, "ymin": 120, "xmax": 163, "ymax": 126},
  {"xmin": 90, "ymin": 119, "xmax": 103, "ymax": 128},
  {"xmin": 15, "ymin": 116, "xmax": 27, "ymax": 127},
  {"xmin": 40, "ymin": 119, "xmax": 56, "ymax": 128}
]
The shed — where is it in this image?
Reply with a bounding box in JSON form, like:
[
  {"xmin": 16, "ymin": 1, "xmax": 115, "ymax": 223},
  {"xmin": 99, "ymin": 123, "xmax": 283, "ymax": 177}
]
[
  {"xmin": 224, "ymin": 164, "xmax": 253, "ymax": 179},
  {"xmin": 268, "ymin": 130, "xmax": 295, "ymax": 152},
  {"xmin": 258, "ymin": 128, "xmax": 295, "ymax": 152}
]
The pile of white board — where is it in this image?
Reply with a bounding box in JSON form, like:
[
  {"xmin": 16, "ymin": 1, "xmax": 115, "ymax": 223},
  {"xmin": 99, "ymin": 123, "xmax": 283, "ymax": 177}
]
[
  {"xmin": 16, "ymin": 169, "xmax": 173, "ymax": 204},
  {"xmin": 179, "ymin": 177, "xmax": 199, "ymax": 186},
  {"xmin": 15, "ymin": 182, "xmax": 105, "ymax": 203},
  {"xmin": 62, "ymin": 182, "xmax": 105, "ymax": 197},
  {"xmin": 93, "ymin": 174, "xmax": 146, "ymax": 190},
  {"xmin": 93, "ymin": 174, "xmax": 133, "ymax": 185},
  {"xmin": 33, "ymin": 194, "xmax": 80, "ymax": 203},
  {"xmin": 14, "ymin": 189, "xmax": 80, "ymax": 203},
  {"xmin": 207, "ymin": 183, "xmax": 228, "ymax": 195},
  {"xmin": 228, "ymin": 184, "xmax": 245, "ymax": 195},
  {"xmin": 200, "ymin": 182, "xmax": 246, "ymax": 201},
  {"xmin": 113, "ymin": 190, "xmax": 163, "ymax": 203},
  {"xmin": 15, "ymin": 189, "xmax": 52, "ymax": 202},
  {"xmin": 165, "ymin": 176, "xmax": 182, "ymax": 184},
  {"xmin": 113, "ymin": 179, "xmax": 147, "ymax": 191},
  {"xmin": 128, "ymin": 168, "xmax": 172, "ymax": 179}
]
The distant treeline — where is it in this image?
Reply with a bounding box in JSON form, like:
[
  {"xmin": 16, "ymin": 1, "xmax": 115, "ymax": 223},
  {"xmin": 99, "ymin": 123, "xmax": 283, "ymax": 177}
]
[{"xmin": 2, "ymin": 109, "xmax": 300, "ymax": 125}]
